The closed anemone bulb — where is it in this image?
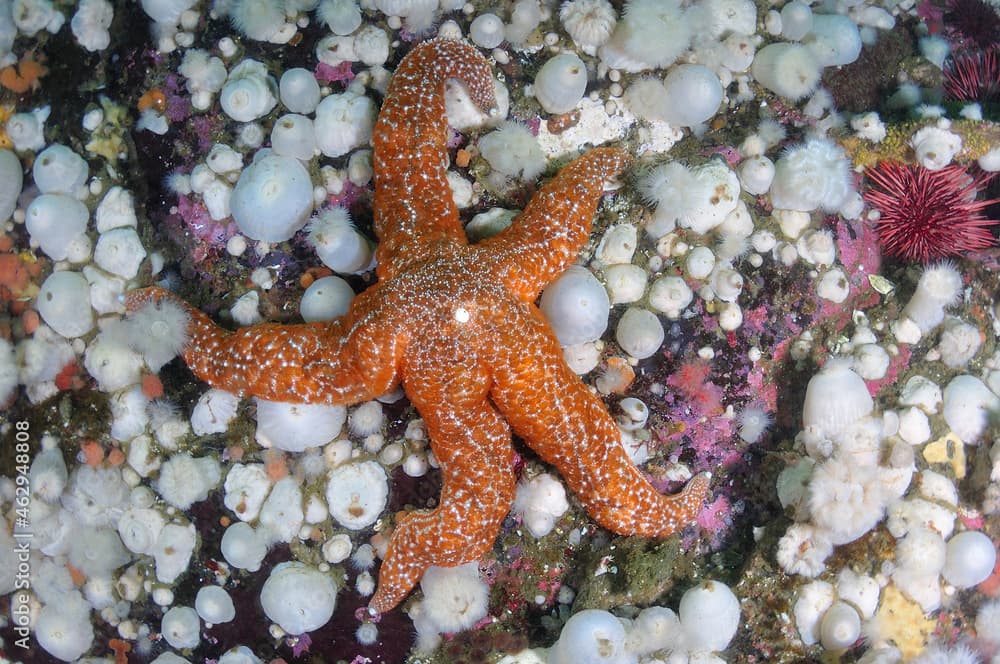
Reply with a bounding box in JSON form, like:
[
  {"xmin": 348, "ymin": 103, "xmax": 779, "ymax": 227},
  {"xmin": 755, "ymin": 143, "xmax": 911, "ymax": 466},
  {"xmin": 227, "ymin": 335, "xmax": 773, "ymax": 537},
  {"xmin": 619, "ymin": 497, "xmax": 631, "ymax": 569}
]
[
  {"xmin": 279, "ymin": 68, "xmax": 321, "ymax": 113},
  {"xmin": 469, "ymin": 12, "xmax": 504, "ymax": 49},
  {"xmin": 801, "ymin": 358, "xmax": 873, "ymax": 438},
  {"xmin": 33, "ymin": 144, "xmax": 88, "ymax": 194},
  {"xmin": 270, "ymin": 114, "xmax": 317, "ymax": 161},
  {"xmin": 942, "ymin": 531, "xmax": 997, "ymax": 588},
  {"xmin": 539, "ymin": 265, "xmax": 611, "ymax": 346},
  {"xmin": 780, "ymin": 0, "xmax": 812, "ymax": 40},
  {"xmin": 751, "ymin": 43, "xmax": 821, "ymax": 100},
  {"xmin": 317, "ymin": 0, "xmax": 362, "ymax": 35},
  {"xmin": 660, "ymin": 64, "xmax": 723, "ymax": 127},
  {"xmin": 25, "ymin": 194, "xmax": 89, "ymax": 261},
  {"xmin": 534, "ymin": 53, "xmax": 589, "ymax": 114},
  {"xmin": 37, "ymin": 271, "xmax": 95, "ymax": 338},
  {"xmin": 230, "ymin": 153, "xmax": 314, "ymax": 242},
  {"xmin": 819, "ymin": 601, "xmax": 861, "ymax": 650},
  {"xmin": 260, "ymin": 562, "xmax": 339, "ymax": 634},
  {"xmin": 616, "ymin": 307, "xmax": 665, "ymax": 359},
  {"xmin": 307, "ymin": 207, "xmax": 373, "ymax": 274},
  {"xmin": 548, "ymin": 609, "xmax": 629, "ymax": 664},
  {"xmin": 300, "ymin": 275, "xmax": 355, "ymax": 322}
]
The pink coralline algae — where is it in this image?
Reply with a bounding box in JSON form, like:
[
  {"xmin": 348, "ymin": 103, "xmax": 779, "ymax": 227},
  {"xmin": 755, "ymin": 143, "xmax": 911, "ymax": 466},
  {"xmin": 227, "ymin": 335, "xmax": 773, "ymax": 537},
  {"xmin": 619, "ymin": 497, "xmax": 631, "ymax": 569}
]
[
  {"xmin": 176, "ymin": 195, "xmax": 235, "ymax": 247},
  {"xmin": 162, "ymin": 73, "xmax": 192, "ymax": 122},
  {"xmin": 315, "ymin": 61, "xmax": 355, "ymax": 85}
]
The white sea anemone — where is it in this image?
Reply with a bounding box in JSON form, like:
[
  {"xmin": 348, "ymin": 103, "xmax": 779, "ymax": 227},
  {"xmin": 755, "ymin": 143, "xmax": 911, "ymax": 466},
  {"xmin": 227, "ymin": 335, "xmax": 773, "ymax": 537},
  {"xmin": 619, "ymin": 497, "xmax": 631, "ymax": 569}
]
[
  {"xmin": 260, "ymin": 562, "xmax": 339, "ymax": 634},
  {"xmin": 511, "ymin": 473, "xmax": 570, "ymax": 537},
  {"xmin": 317, "ymin": 0, "xmax": 362, "ymax": 35},
  {"xmin": 37, "ymin": 271, "xmax": 95, "ymax": 339},
  {"xmin": 534, "ymin": 53, "xmax": 589, "ymax": 115},
  {"xmin": 33, "ymin": 143, "xmax": 88, "ymax": 194},
  {"xmin": 231, "ymin": 153, "xmax": 314, "ymax": 242},
  {"xmin": 123, "ymin": 297, "xmax": 190, "ymax": 371},
  {"xmin": 751, "ymin": 43, "xmax": 821, "ymax": 100},
  {"xmin": 548, "ymin": 609, "xmax": 629, "ymax": 664},
  {"xmin": 560, "ymin": 0, "xmax": 616, "ymax": 54},
  {"xmin": 540, "ymin": 266, "xmax": 611, "ymax": 346},
  {"xmin": 478, "ymin": 122, "xmax": 547, "ymax": 180},
  {"xmin": 616, "ymin": 306, "xmax": 664, "ymax": 359},
  {"xmin": 325, "ymin": 460, "xmax": 388, "ymax": 530},
  {"xmin": 417, "ymin": 562, "xmax": 491, "ymax": 636},
  {"xmin": 26, "ymin": 194, "xmax": 89, "ymax": 261},
  {"xmin": 220, "ymin": 59, "xmax": 278, "ymax": 122},
  {"xmin": 307, "ymin": 207, "xmax": 372, "ymax": 274},
  {"xmin": 162, "ymin": 606, "xmax": 200, "ymax": 649},
  {"xmin": 221, "ymin": 522, "xmax": 268, "ymax": 571},
  {"xmin": 314, "ymin": 90, "xmax": 377, "ymax": 158},
  {"xmin": 279, "ymin": 67, "xmax": 321, "ymax": 114},
  {"xmin": 602, "ymin": 0, "xmax": 692, "ymax": 71},
  {"xmin": 737, "ymin": 405, "xmax": 773, "ymax": 444},
  {"xmin": 230, "ymin": 0, "xmax": 286, "ymax": 42}
]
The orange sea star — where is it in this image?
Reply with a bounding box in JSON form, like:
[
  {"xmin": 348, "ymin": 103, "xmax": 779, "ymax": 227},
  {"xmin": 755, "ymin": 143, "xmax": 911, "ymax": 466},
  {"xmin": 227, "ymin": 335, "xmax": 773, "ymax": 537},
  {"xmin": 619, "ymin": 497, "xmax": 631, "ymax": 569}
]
[{"xmin": 127, "ymin": 38, "xmax": 710, "ymax": 616}]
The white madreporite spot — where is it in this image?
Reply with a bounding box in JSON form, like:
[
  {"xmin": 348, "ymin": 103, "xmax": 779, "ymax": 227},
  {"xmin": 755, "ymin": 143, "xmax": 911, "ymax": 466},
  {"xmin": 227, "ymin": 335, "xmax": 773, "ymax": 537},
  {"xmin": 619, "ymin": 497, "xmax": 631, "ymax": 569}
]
[
  {"xmin": 255, "ymin": 399, "xmax": 347, "ymax": 452},
  {"xmin": 231, "ymin": 153, "xmax": 314, "ymax": 242},
  {"xmin": 37, "ymin": 271, "xmax": 94, "ymax": 338},
  {"xmin": 326, "ymin": 460, "xmax": 388, "ymax": 530},
  {"xmin": 260, "ymin": 561, "xmax": 339, "ymax": 635}
]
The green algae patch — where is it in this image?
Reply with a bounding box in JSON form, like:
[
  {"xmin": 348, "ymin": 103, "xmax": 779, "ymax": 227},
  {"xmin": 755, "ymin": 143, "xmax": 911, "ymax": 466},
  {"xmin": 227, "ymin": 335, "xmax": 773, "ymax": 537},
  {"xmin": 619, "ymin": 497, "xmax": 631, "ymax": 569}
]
[{"xmin": 569, "ymin": 535, "xmax": 695, "ymax": 610}]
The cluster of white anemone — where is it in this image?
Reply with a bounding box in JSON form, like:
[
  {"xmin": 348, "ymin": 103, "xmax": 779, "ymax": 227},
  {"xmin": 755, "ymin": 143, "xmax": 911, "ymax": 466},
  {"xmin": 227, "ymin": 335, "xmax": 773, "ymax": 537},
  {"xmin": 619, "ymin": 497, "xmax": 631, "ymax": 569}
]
[
  {"xmin": 776, "ymin": 261, "xmax": 1000, "ymax": 658},
  {"xmin": 2, "ymin": 0, "xmax": 999, "ymax": 660}
]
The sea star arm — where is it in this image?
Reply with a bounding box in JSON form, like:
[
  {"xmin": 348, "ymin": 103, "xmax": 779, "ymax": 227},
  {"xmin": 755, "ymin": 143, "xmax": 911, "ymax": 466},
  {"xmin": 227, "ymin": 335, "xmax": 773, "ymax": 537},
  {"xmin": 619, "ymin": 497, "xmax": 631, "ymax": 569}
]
[
  {"xmin": 480, "ymin": 147, "xmax": 632, "ymax": 302},
  {"xmin": 369, "ymin": 347, "xmax": 515, "ymax": 614},
  {"xmin": 372, "ymin": 38, "xmax": 497, "ymax": 280},
  {"xmin": 489, "ymin": 310, "xmax": 710, "ymax": 538},
  {"xmin": 125, "ymin": 287, "xmax": 402, "ymax": 405}
]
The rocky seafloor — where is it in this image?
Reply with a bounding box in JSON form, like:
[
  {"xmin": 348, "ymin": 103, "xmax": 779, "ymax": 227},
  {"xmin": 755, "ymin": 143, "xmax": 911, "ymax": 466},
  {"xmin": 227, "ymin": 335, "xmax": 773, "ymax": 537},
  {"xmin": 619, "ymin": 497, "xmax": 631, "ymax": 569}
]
[{"xmin": 1, "ymin": 0, "xmax": 999, "ymax": 663}]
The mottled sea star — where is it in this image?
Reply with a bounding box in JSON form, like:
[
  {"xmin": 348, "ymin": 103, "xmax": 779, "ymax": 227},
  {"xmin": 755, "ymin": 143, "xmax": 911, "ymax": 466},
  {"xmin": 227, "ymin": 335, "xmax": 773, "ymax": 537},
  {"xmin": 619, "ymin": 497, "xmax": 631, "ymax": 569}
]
[{"xmin": 127, "ymin": 38, "xmax": 710, "ymax": 616}]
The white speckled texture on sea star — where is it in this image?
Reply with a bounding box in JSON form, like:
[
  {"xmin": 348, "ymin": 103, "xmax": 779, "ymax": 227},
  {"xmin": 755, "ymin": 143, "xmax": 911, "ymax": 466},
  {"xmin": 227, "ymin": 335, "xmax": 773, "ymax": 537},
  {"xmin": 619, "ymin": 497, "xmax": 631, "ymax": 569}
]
[{"xmin": 127, "ymin": 38, "xmax": 710, "ymax": 615}]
